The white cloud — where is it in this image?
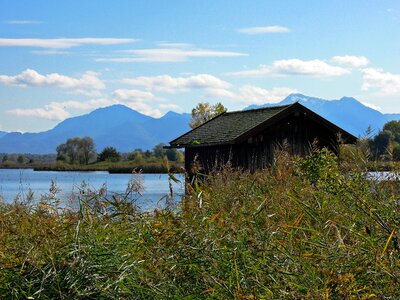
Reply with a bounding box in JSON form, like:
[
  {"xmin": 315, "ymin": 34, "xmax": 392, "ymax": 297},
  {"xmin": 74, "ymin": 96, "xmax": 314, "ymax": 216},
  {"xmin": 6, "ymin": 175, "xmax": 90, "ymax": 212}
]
[
  {"xmin": 113, "ymin": 89, "xmax": 155, "ymax": 100},
  {"xmin": 4, "ymin": 69, "xmax": 301, "ymax": 122},
  {"xmin": 228, "ymin": 59, "xmax": 350, "ymax": 77},
  {"xmin": 0, "ymin": 69, "xmax": 105, "ymax": 90},
  {"xmin": 59, "ymin": 98, "xmax": 115, "ymax": 111},
  {"xmin": 0, "ymin": 38, "xmax": 137, "ymax": 49},
  {"xmin": 72, "ymin": 89, "xmax": 105, "ymax": 97},
  {"xmin": 59, "ymin": 97, "xmax": 162, "ymax": 117},
  {"xmin": 272, "ymin": 59, "xmax": 350, "ymax": 77},
  {"xmin": 6, "ymin": 98, "xmax": 116, "ymax": 121},
  {"xmin": 7, "ymin": 103, "xmax": 71, "ymax": 121},
  {"xmin": 112, "ymin": 89, "xmax": 166, "ymax": 117},
  {"xmin": 226, "ymin": 65, "xmax": 271, "ymax": 77},
  {"xmin": 157, "ymin": 42, "xmax": 192, "ymax": 48},
  {"xmin": 6, "ymin": 87, "xmax": 167, "ymax": 122},
  {"xmin": 159, "ymin": 103, "xmax": 182, "ymax": 111},
  {"xmin": 238, "ymin": 25, "xmax": 290, "ymax": 34},
  {"xmin": 201, "ymin": 84, "xmax": 299, "ymax": 105},
  {"xmin": 123, "ymin": 73, "xmax": 298, "ymax": 107},
  {"xmin": 96, "ymin": 47, "xmax": 247, "ymax": 63},
  {"xmin": 361, "ymin": 68, "xmax": 400, "ymax": 96},
  {"xmin": 332, "ymin": 55, "xmax": 369, "ymax": 68},
  {"xmin": 238, "ymin": 86, "xmax": 300, "ymax": 104},
  {"xmin": 123, "ymin": 74, "xmax": 232, "ymax": 93},
  {"xmin": 4, "ymin": 20, "xmax": 42, "ymax": 25},
  {"xmin": 203, "ymin": 87, "xmax": 238, "ymax": 100},
  {"xmin": 31, "ymin": 50, "xmax": 70, "ymax": 55},
  {"xmin": 113, "ymin": 90, "xmax": 163, "ymax": 117},
  {"xmin": 124, "ymin": 101, "xmax": 162, "ymax": 117}
]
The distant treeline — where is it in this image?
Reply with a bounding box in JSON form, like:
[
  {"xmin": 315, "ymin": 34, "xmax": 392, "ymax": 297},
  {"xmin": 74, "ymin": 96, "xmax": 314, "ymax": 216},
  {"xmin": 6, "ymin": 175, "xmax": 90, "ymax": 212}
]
[
  {"xmin": 0, "ymin": 138, "xmax": 184, "ymax": 173},
  {"xmin": 0, "ymin": 153, "xmax": 57, "ymax": 164}
]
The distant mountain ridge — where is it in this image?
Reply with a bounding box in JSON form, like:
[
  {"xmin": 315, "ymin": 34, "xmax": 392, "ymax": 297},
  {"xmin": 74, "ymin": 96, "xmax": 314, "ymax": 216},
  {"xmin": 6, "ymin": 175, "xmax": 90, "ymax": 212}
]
[
  {"xmin": 245, "ymin": 94, "xmax": 400, "ymax": 137},
  {"xmin": 0, "ymin": 105, "xmax": 191, "ymax": 154},
  {"xmin": 1, "ymin": 95, "xmax": 399, "ymax": 154}
]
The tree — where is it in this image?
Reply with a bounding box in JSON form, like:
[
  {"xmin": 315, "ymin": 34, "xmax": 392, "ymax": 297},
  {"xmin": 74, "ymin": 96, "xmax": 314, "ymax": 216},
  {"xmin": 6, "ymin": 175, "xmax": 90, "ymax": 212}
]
[
  {"xmin": 393, "ymin": 145, "xmax": 400, "ymax": 161},
  {"xmin": 2, "ymin": 154, "xmax": 8, "ymax": 163},
  {"xmin": 97, "ymin": 146, "xmax": 121, "ymax": 162},
  {"xmin": 144, "ymin": 150, "xmax": 152, "ymax": 158},
  {"xmin": 165, "ymin": 148, "xmax": 180, "ymax": 161},
  {"xmin": 369, "ymin": 130, "xmax": 393, "ymax": 159},
  {"xmin": 79, "ymin": 137, "xmax": 96, "ymax": 164},
  {"xmin": 127, "ymin": 150, "xmax": 144, "ymax": 162},
  {"xmin": 56, "ymin": 137, "xmax": 96, "ymax": 165},
  {"xmin": 17, "ymin": 154, "xmax": 25, "ymax": 164},
  {"xmin": 153, "ymin": 143, "xmax": 166, "ymax": 158},
  {"xmin": 369, "ymin": 120, "xmax": 400, "ymax": 160},
  {"xmin": 189, "ymin": 102, "xmax": 227, "ymax": 129},
  {"xmin": 56, "ymin": 143, "xmax": 68, "ymax": 162},
  {"xmin": 383, "ymin": 121, "xmax": 400, "ymax": 143}
]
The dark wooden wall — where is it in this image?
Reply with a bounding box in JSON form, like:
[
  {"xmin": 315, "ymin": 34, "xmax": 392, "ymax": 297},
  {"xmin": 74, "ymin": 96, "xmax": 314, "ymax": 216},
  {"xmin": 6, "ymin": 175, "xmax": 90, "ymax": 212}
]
[{"xmin": 184, "ymin": 112, "xmax": 341, "ymax": 175}]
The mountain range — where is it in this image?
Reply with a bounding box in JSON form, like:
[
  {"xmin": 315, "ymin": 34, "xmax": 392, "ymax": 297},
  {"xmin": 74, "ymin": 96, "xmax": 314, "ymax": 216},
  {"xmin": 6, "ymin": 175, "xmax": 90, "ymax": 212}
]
[
  {"xmin": 0, "ymin": 94, "xmax": 399, "ymax": 154},
  {"xmin": 246, "ymin": 94, "xmax": 400, "ymax": 138},
  {"xmin": 0, "ymin": 105, "xmax": 191, "ymax": 154}
]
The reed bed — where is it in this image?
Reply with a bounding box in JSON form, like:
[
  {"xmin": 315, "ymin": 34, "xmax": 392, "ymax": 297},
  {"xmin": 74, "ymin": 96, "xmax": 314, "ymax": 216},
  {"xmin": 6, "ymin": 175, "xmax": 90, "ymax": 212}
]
[{"xmin": 0, "ymin": 148, "xmax": 399, "ymax": 299}]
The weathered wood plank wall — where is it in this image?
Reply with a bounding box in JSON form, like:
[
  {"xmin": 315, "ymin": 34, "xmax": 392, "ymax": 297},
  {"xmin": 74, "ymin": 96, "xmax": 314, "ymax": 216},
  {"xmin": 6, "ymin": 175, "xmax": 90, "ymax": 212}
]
[{"xmin": 184, "ymin": 113, "xmax": 340, "ymax": 175}]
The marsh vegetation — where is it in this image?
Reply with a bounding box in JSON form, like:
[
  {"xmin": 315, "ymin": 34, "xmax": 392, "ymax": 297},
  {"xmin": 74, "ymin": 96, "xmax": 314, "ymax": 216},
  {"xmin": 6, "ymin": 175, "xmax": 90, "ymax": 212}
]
[{"xmin": 0, "ymin": 146, "xmax": 399, "ymax": 298}]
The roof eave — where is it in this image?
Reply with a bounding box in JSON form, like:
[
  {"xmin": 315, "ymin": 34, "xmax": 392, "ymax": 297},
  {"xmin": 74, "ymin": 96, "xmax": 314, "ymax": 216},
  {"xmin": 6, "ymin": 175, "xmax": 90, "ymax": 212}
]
[{"xmin": 169, "ymin": 140, "xmax": 235, "ymax": 148}]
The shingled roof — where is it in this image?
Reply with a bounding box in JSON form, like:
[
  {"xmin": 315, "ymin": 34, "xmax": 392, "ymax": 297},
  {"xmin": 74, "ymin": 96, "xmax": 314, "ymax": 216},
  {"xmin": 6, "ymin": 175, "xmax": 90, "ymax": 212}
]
[
  {"xmin": 169, "ymin": 104, "xmax": 293, "ymax": 147},
  {"xmin": 169, "ymin": 102, "xmax": 358, "ymax": 148}
]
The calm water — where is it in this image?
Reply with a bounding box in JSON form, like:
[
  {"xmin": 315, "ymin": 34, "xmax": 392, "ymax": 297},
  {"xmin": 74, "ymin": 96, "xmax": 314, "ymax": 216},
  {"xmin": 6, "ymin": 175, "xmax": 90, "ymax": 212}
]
[
  {"xmin": 0, "ymin": 169, "xmax": 184, "ymax": 210},
  {"xmin": 367, "ymin": 171, "xmax": 400, "ymax": 181}
]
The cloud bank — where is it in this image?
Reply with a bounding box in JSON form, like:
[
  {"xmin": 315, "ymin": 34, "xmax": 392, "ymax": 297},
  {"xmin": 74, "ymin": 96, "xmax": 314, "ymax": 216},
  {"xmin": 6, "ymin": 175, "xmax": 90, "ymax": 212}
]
[
  {"xmin": 227, "ymin": 58, "xmax": 350, "ymax": 77},
  {"xmin": 332, "ymin": 55, "xmax": 369, "ymax": 68},
  {"xmin": 0, "ymin": 69, "xmax": 105, "ymax": 90},
  {"xmin": 362, "ymin": 68, "xmax": 400, "ymax": 96},
  {"xmin": 123, "ymin": 74, "xmax": 232, "ymax": 93}
]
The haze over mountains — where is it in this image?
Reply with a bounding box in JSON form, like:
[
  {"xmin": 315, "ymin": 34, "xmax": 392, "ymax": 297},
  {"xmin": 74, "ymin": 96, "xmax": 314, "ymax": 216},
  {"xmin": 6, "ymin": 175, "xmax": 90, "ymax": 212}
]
[{"xmin": 0, "ymin": 94, "xmax": 399, "ymax": 154}]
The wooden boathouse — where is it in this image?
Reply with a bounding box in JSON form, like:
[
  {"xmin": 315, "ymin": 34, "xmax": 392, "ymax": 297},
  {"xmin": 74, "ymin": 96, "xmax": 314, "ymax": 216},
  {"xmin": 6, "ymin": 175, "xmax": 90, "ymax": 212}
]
[{"xmin": 167, "ymin": 102, "xmax": 357, "ymax": 174}]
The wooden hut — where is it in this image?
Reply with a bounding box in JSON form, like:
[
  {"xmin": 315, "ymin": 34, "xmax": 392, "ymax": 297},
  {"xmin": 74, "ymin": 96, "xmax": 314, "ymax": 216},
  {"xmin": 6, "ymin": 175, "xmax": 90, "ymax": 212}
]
[{"xmin": 167, "ymin": 102, "xmax": 357, "ymax": 174}]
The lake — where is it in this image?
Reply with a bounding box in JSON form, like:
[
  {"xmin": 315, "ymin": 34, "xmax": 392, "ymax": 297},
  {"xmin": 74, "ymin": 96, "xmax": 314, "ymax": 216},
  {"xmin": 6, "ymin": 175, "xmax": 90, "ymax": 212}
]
[{"xmin": 0, "ymin": 169, "xmax": 184, "ymax": 210}]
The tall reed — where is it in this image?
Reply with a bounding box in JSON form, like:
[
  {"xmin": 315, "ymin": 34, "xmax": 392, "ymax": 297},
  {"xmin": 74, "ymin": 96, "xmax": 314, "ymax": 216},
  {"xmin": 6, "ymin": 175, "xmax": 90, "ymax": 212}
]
[{"xmin": 0, "ymin": 148, "xmax": 399, "ymax": 299}]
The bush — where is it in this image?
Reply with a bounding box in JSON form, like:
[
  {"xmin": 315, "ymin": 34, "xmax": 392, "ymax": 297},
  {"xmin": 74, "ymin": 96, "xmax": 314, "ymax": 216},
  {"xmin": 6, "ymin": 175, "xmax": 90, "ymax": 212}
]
[{"xmin": 97, "ymin": 146, "xmax": 121, "ymax": 162}]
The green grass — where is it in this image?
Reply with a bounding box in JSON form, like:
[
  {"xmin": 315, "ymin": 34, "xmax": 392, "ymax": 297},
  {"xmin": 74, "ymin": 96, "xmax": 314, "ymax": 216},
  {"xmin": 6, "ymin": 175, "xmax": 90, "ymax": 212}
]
[{"xmin": 0, "ymin": 149, "xmax": 399, "ymax": 299}]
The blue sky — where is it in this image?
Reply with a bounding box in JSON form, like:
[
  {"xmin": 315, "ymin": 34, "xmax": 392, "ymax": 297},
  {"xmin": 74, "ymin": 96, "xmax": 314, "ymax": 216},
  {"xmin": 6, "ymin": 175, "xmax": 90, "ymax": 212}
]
[{"xmin": 1, "ymin": 0, "xmax": 399, "ymax": 132}]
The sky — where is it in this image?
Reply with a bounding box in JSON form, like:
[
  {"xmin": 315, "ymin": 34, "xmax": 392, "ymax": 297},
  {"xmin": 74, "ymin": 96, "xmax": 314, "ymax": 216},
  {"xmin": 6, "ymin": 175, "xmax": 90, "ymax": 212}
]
[{"xmin": 0, "ymin": 0, "xmax": 400, "ymax": 132}]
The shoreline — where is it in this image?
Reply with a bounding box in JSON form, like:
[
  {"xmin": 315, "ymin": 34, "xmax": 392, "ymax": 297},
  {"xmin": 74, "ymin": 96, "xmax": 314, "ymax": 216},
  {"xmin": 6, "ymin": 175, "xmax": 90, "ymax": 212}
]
[
  {"xmin": 0, "ymin": 162, "xmax": 184, "ymax": 174},
  {"xmin": 1, "ymin": 160, "xmax": 399, "ymax": 173}
]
